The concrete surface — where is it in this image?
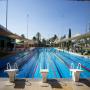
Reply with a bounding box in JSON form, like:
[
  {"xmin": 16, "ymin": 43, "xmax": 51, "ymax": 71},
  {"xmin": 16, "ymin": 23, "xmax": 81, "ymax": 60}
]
[{"xmin": 0, "ymin": 78, "xmax": 90, "ymax": 90}]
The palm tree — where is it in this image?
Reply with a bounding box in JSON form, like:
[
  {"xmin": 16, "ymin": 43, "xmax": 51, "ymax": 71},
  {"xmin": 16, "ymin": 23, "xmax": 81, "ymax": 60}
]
[
  {"xmin": 68, "ymin": 28, "xmax": 72, "ymax": 51},
  {"xmin": 68, "ymin": 28, "xmax": 71, "ymax": 38}
]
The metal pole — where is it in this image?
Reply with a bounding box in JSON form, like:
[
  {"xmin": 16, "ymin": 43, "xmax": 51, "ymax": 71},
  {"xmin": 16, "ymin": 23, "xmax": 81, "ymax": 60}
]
[
  {"xmin": 6, "ymin": 0, "xmax": 8, "ymax": 31},
  {"xmin": 88, "ymin": 23, "xmax": 90, "ymax": 32},
  {"xmin": 27, "ymin": 14, "xmax": 29, "ymax": 39},
  {"xmin": 0, "ymin": 0, "xmax": 8, "ymax": 28},
  {"xmin": 27, "ymin": 14, "xmax": 29, "ymax": 48}
]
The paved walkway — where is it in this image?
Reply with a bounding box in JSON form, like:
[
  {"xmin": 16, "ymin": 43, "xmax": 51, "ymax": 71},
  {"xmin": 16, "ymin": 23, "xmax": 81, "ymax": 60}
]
[{"xmin": 0, "ymin": 78, "xmax": 90, "ymax": 90}]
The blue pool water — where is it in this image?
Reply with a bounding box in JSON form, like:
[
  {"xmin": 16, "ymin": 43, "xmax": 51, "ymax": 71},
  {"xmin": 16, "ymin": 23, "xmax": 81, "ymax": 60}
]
[{"xmin": 0, "ymin": 48, "xmax": 90, "ymax": 79}]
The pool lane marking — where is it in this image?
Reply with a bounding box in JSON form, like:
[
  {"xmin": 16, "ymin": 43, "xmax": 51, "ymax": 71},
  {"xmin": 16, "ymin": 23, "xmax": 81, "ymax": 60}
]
[
  {"xmin": 60, "ymin": 53, "xmax": 90, "ymax": 72},
  {"xmin": 33, "ymin": 50, "xmax": 57, "ymax": 78},
  {"xmin": 1, "ymin": 49, "xmax": 37, "ymax": 77},
  {"xmin": 49, "ymin": 53, "xmax": 62, "ymax": 78},
  {"xmin": 43, "ymin": 51, "xmax": 46, "ymax": 69},
  {"xmin": 32, "ymin": 50, "xmax": 42, "ymax": 78},
  {"xmin": 31, "ymin": 52, "xmax": 40, "ymax": 77},
  {"xmin": 0, "ymin": 52, "xmax": 28, "ymax": 70},
  {"xmin": 47, "ymin": 52, "xmax": 57, "ymax": 77},
  {"xmin": 26, "ymin": 52, "xmax": 39, "ymax": 78},
  {"xmin": 51, "ymin": 52, "xmax": 70, "ymax": 68},
  {"xmin": 32, "ymin": 51, "xmax": 45, "ymax": 77},
  {"xmin": 26, "ymin": 57, "xmax": 36, "ymax": 78},
  {"xmin": 70, "ymin": 54, "xmax": 90, "ymax": 65},
  {"xmin": 64, "ymin": 53, "xmax": 90, "ymax": 70},
  {"xmin": 52, "ymin": 49, "xmax": 90, "ymax": 72},
  {"xmin": 32, "ymin": 50, "xmax": 46, "ymax": 78},
  {"xmin": 19, "ymin": 53, "xmax": 37, "ymax": 78},
  {"xmin": 32, "ymin": 60, "xmax": 39, "ymax": 78},
  {"xmin": 16, "ymin": 49, "xmax": 37, "ymax": 69},
  {"xmin": 49, "ymin": 48, "xmax": 70, "ymax": 77},
  {"xmin": 18, "ymin": 50, "xmax": 37, "ymax": 68}
]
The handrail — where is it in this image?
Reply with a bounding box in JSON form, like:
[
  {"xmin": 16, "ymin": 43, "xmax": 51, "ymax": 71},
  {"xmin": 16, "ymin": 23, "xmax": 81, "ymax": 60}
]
[
  {"xmin": 77, "ymin": 63, "xmax": 82, "ymax": 70},
  {"xmin": 7, "ymin": 63, "xmax": 11, "ymax": 70},
  {"xmin": 14, "ymin": 63, "xmax": 18, "ymax": 69},
  {"xmin": 70, "ymin": 63, "xmax": 74, "ymax": 69}
]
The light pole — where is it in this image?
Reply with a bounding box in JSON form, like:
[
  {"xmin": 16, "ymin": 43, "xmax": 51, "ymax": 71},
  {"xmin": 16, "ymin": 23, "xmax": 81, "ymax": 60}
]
[
  {"xmin": 27, "ymin": 14, "xmax": 29, "ymax": 39},
  {"xmin": 0, "ymin": 0, "xmax": 8, "ymax": 30},
  {"xmin": 6, "ymin": 0, "xmax": 8, "ymax": 31},
  {"xmin": 50, "ymin": 41, "xmax": 51, "ymax": 47},
  {"xmin": 27, "ymin": 14, "xmax": 29, "ymax": 48}
]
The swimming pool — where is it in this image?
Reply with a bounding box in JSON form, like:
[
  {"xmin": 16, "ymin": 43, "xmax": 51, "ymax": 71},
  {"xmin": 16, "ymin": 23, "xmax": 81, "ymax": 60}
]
[{"xmin": 0, "ymin": 48, "xmax": 90, "ymax": 79}]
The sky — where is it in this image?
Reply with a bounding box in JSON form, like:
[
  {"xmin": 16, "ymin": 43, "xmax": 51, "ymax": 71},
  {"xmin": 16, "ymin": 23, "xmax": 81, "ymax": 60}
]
[{"xmin": 0, "ymin": 0, "xmax": 90, "ymax": 39}]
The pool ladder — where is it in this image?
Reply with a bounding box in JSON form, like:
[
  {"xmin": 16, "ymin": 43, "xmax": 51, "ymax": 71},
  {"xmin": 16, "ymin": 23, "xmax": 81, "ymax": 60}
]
[
  {"xmin": 70, "ymin": 63, "xmax": 81, "ymax": 70},
  {"xmin": 70, "ymin": 63, "xmax": 74, "ymax": 69},
  {"xmin": 77, "ymin": 63, "xmax": 82, "ymax": 70},
  {"xmin": 7, "ymin": 63, "xmax": 11, "ymax": 70},
  {"xmin": 7, "ymin": 63, "xmax": 18, "ymax": 70},
  {"xmin": 70, "ymin": 63, "xmax": 82, "ymax": 75}
]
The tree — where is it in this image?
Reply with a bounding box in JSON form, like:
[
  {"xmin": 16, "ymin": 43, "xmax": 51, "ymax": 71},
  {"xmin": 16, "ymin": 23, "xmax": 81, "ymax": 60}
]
[
  {"xmin": 42, "ymin": 38, "xmax": 46, "ymax": 45},
  {"xmin": 36, "ymin": 32, "xmax": 41, "ymax": 44},
  {"xmin": 32, "ymin": 36, "xmax": 36, "ymax": 41},
  {"xmin": 53, "ymin": 34, "xmax": 58, "ymax": 40},
  {"xmin": 60, "ymin": 35, "xmax": 66, "ymax": 40},
  {"xmin": 21, "ymin": 34, "xmax": 25, "ymax": 39},
  {"xmin": 68, "ymin": 28, "xmax": 71, "ymax": 38},
  {"xmin": 68, "ymin": 28, "xmax": 72, "ymax": 50},
  {"xmin": 49, "ymin": 34, "xmax": 58, "ymax": 42}
]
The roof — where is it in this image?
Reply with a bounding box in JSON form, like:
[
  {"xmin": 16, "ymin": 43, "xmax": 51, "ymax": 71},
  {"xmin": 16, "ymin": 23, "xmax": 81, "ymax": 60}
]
[
  {"xmin": 60, "ymin": 32, "xmax": 90, "ymax": 43},
  {"xmin": 0, "ymin": 25, "xmax": 36, "ymax": 44},
  {"xmin": 0, "ymin": 25, "xmax": 25, "ymax": 39}
]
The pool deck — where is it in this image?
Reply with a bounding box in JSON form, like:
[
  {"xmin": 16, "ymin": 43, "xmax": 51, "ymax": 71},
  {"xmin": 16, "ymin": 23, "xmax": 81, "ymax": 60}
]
[
  {"xmin": 56, "ymin": 48, "xmax": 90, "ymax": 58},
  {"xmin": 0, "ymin": 78, "xmax": 90, "ymax": 90}
]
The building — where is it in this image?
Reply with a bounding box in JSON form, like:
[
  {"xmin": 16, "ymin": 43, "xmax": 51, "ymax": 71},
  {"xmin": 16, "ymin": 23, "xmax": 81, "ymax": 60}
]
[{"xmin": 0, "ymin": 25, "xmax": 35, "ymax": 54}]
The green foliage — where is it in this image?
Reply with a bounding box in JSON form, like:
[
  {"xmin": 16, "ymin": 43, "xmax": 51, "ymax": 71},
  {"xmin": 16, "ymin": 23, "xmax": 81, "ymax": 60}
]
[
  {"xmin": 68, "ymin": 28, "xmax": 71, "ymax": 38},
  {"xmin": 36, "ymin": 32, "xmax": 41, "ymax": 43},
  {"xmin": 42, "ymin": 38, "xmax": 46, "ymax": 45},
  {"xmin": 21, "ymin": 34, "xmax": 25, "ymax": 38},
  {"xmin": 33, "ymin": 36, "xmax": 36, "ymax": 41},
  {"xmin": 68, "ymin": 28, "xmax": 72, "ymax": 50}
]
